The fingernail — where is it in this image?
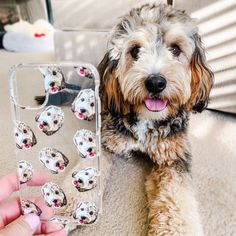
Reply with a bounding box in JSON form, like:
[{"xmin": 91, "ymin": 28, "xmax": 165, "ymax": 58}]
[{"xmin": 24, "ymin": 214, "xmax": 40, "ymax": 231}]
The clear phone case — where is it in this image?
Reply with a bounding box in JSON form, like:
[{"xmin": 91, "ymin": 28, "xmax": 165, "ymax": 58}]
[{"xmin": 8, "ymin": 62, "xmax": 101, "ymax": 226}]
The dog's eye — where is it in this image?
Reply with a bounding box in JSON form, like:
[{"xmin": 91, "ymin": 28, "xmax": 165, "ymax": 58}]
[
  {"xmin": 46, "ymin": 193, "xmax": 50, "ymax": 196},
  {"xmin": 81, "ymin": 98, "xmax": 85, "ymax": 102},
  {"xmin": 79, "ymin": 142, "xmax": 83, "ymax": 145},
  {"xmin": 55, "ymin": 190, "xmax": 59, "ymax": 195},
  {"xmin": 47, "ymin": 112, "xmax": 51, "ymax": 116},
  {"xmin": 90, "ymin": 103, "xmax": 94, "ymax": 107},
  {"xmin": 52, "ymin": 70, "xmax": 57, "ymax": 76},
  {"xmin": 46, "ymin": 160, "xmax": 49, "ymax": 164},
  {"xmin": 88, "ymin": 138, "xmax": 93, "ymax": 142},
  {"xmin": 26, "ymin": 204, "xmax": 30, "ymax": 208},
  {"xmin": 23, "ymin": 129, "xmax": 27, "ymax": 134},
  {"xmin": 23, "ymin": 173, "xmax": 28, "ymax": 177},
  {"xmin": 170, "ymin": 44, "xmax": 181, "ymax": 57},
  {"xmin": 85, "ymin": 172, "xmax": 89, "ymax": 175},
  {"xmin": 81, "ymin": 208, "xmax": 84, "ymax": 211},
  {"xmin": 19, "ymin": 165, "xmax": 22, "ymax": 168},
  {"xmin": 89, "ymin": 211, "xmax": 93, "ymax": 215},
  {"xmin": 15, "ymin": 133, "xmax": 18, "ymax": 137},
  {"xmin": 130, "ymin": 45, "xmax": 140, "ymax": 60},
  {"xmin": 51, "ymin": 153, "xmax": 56, "ymax": 157},
  {"xmin": 54, "ymin": 120, "xmax": 58, "ymax": 124},
  {"xmin": 89, "ymin": 180, "xmax": 93, "ymax": 184}
]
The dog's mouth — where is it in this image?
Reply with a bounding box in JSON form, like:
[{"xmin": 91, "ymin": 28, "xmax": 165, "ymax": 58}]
[
  {"xmin": 24, "ymin": 143, "xmax": 31, "ymax": 149},
  {"xmin": 58, "ymin": 165, "xmax": 65, "ymax": 171},
  {"xmin": 50, "ymin": 87, "xmax": 59, "ymax": 93},
  {"xmin": 79, "ymin": 219, "xmax": 85, "ymax": 224},
  {"xmin": 144, "ymin": 97, "xmax": 167, "ymax": 112},
  {"xmin": 38, "ymin": 123, "xmax": 49, "ymax": 131},
  {"xmin": 77, "ymin": 112, "xmax": 85, "ymax": 119},
  {"xmin": 89, "ymin": 152, "xmax": 95, "ymax": 157}
]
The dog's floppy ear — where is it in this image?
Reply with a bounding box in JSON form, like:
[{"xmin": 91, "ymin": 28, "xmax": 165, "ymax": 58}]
[
  {"xmin": 32, "ymin": 131, "xmax": 37, "ymax": 145},
  {"xmin": 62, "ymin": 194, "xmax": 67, "ymax": 206},
  {"xmin": 60, "ymin": 152, "xmax": 69, "ymax": 166},
  {"xmin": 98, "ymin": 52, "xmax": 129, "ymax": 116},
  {"xmin": 187, "ymin": 33, "xmax": 214, "ymax": 113}
]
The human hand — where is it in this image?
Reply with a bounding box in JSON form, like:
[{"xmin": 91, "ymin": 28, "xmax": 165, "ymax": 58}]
[{"xmin": 0, "ymin": 172, "xmax": 67, "ymax": 236}]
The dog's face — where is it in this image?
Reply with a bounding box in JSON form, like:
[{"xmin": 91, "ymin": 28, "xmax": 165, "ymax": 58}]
[
  {"xmin": 73, "ymin": 129, "xmax": 96, "ymax": 158},
  {"xmin": 75, "ymin": 66, "xmax": 93, "ymax": 79},
  {"xmin": 73, "ymin": 201, "xmax": 98, "ymax": 224},
  {"xmin": 39, "ymin": 66, "xmax": 65, "ymax": 94},
  {"xmin": 99, "ymin": 4, "xmax": 214, "ymax": 120},
  {"xmin": 39, "ymin": 147, "xmax": 69, "ymax": 174},
  {"xmin": 72, "ymin": 89, "xmax": 95, "ymax": 121},
  {"xmin": 21, "ymin": 200, "xmax": 42, "ymax": 216},
  {"xmin": 42, "ymin": 182, "xmax": 67, "ymax": 208},
  {"xmin": 14, "ymin": 122, "xmax": 37, "ymax": 150},
  {"xmin": 35, "ymin": 105, "xmax": 64, "ymax": 135},
  {"xmin": 72, "ymin": 167, "xmax": 98, "ymax": 192},
  {"xmin": 18, "ymin": 160, "xmax": 34, "ymax": 184}
]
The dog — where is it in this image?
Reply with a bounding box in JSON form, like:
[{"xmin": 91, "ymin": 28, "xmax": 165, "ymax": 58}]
[
  {"xmin": 21, "ymin": 200, "xmax": 42, "ymax": 216},
  {"xmin": 72, "ymin": 167, "xmax": 98, "ymax": 192},
  {"xmin": 73, "ymin": 129, "xmax": 97, "ymax": 158},
  {"xmin": 14, "ymin": 121, "xmax": 37, "ymax": 150},
  {"xmin": 18, "ymin": 160, "xmax": 34, "ymax": 184},
  {"xmin": 39, "ymin": 147, "xmax": 69, "ymax": 174},
  {"xmin": 39, "ymin": 66, "xmax": 65, "ymax": 94},
  {"xmin": 35, "ymin": 105, "xmax": 64, "ymax": 136},
  {"xmin": 97, "ymin": 3, "xmax": 214, "ymax": 235},
  {"xmin": 71, "ymin": 88, "xmax": 95, "ymax": 121},
  {"xmin": 41, "ymin": 182, "xmax": 67, "ymax": 208},
  {"xmin": 73, "ymin": 201, "xmax": 98, "ymax": 224}
]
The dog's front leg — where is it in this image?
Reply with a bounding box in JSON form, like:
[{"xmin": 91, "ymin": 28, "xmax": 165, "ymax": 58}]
[{"xmin": 145, "ymin": 165, "xmax": 203, "ymax": 236}]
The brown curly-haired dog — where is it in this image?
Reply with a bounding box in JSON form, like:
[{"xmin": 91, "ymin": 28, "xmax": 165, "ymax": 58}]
[{"xmin": 99, "ymin": 3, "xmax": 214, "ymax": 235}]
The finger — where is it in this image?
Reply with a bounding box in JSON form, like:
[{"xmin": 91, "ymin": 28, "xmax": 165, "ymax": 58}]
[
  {"xmin": 0, "ymin": 197, "xmax": 53, "ymax": 229},
  {"xmin": 46, "ymin": 229, "xmax": 67, "ymax": 236},
  {"xmin": 41, "ymin": 222, "xmax": 64, "ymax": 234},
  {"xmin": 0, "ymin": 214, "xmax": 39, "ymax": 236},
  {"xmin": 0, "ymin": 172, "xmax": 50, "ymax": 201}
]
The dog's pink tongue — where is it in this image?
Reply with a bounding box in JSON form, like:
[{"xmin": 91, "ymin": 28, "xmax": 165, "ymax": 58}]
[{"xmin": 144, "ymin": 98, "xmax": 167, "ymax": 112}]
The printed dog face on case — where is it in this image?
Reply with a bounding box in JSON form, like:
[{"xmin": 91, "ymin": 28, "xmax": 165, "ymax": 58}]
[
  {"xmin": 75, "ymin": 66, "xmax": 93, "ymax": 79},
  {"xmin": 42, "ymin": 182, "xmax": 67, "ymax": 208},
  {"xmin": 35, "ymin": 106, "xmax": 64, "ymax": 135},
  {"xmin": 18, "ymin": 160, "xmax": 34, "ymax": 184},
  {"xmin": 21, "ymin": 200, "xmax": 42, "ymax": 216},
  {"xmin": 72, "ymin": 89, "xmax": 95, "ymax": 121},
  {"xmin": 14, "ymin": 122, "xmax": 37, "ymax": 150},
  {"xmin": 72, "ymin": 167, "xmax": 98, "ymax": 192},
  {"xmin": 73, "ymin": 201, "xmax": 98, "ymax": 224},
  {"xmin": 39, "ymin": 66, "xmax": 65, "ymax": 94},
  {"xmin": 39, "ymin": 147, "xmax": 69, "ymax": 174},
  {"xmin": 73, "ymin": 129, "xmax": 96, "ymax": 158}
]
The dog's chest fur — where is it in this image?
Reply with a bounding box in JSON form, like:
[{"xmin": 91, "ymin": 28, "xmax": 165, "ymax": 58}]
[{"xmin": 102, "ymin": 110, "xmax": 191, "ymax": 166}]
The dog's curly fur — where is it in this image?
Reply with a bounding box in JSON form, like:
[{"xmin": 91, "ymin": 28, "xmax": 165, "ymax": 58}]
[{"xmin": 98, "ymin": 3, "xmax": 214, "ymax": 235}]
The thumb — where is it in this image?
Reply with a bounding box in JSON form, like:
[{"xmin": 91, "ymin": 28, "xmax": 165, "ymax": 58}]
[{"xmin": 0, "ymin": 214, "xmax": 40, "ymax": 236}]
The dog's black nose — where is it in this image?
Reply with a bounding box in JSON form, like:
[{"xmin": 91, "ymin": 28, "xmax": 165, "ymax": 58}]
[
  {"xmin": 80, "ymin": 109, "xmax": 86, "ymax": 113},
  {"xmin": 81, "ymin": 216, "xmax": 86, "ymax": 220},
  {"xmin": 87, "ymin": 147, "xmax": 92, "ymax": 153},
  {"xmin": 23, "ymin": 139, "xmax": 27, "ymax": 144},
  {"xmin": 78, "ymin": 178, "xmax": 83, "ymax": 183},
  {"xmin": 50, "ymin": 81, "xmax": 55, "ymax": 87},
  {"xmin": 43, "ymin": 121, "xmax": 48, "ymax": 126},
  {"xmin": 145, "ymin": 74, "xmax": 166, "ymax": 93},
  {"xmin": 53, "ymin": 199, "xmax": 58, "ymax": 204}
]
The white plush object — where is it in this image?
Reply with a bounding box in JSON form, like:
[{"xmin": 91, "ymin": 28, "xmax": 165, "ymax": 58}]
[
  {"xmin": 2, "ymin": 19, "xmax": 54, "ymax": 52},
  {"xmin": 4, "ymin": 19, "xmax": 54, "ymax": 37}
]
